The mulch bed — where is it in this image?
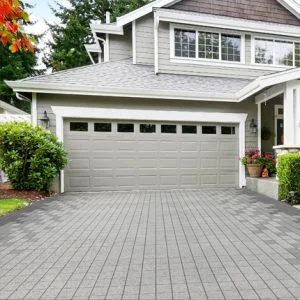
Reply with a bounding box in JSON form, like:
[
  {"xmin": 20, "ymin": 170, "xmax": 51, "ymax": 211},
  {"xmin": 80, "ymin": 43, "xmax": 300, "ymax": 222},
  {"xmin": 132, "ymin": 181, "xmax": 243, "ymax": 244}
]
[{"xmin": 0, "ymin": 182, "xmax": 48, "ymax": 203}]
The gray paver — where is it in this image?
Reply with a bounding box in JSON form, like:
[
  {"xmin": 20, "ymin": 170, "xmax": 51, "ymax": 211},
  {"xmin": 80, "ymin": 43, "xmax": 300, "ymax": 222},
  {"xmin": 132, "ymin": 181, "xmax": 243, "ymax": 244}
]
[{"xmin": 2, "ymin": 189, "xmax": 300, "ymax": 299}]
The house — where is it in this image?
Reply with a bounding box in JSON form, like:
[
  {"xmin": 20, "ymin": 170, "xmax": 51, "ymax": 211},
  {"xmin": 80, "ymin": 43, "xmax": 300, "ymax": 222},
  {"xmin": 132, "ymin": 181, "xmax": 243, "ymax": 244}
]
[{"xmin": 6, "ymin": 0, "xmax": 300, "ymax": 193}]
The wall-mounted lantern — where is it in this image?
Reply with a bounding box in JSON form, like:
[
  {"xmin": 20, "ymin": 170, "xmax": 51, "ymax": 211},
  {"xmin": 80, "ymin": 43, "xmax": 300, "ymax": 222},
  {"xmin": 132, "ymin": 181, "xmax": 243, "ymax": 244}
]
[
  {"xmin": 40, "ymin": 111, "xmax": 50, "ymax": 129},
  {"xmin": 249, "ymin": 118, "xmax": 257, "ymax": 134}
]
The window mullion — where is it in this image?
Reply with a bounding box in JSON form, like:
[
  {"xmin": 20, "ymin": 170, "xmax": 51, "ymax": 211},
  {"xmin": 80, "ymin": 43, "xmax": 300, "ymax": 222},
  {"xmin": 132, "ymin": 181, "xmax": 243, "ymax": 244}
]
[
  {"xmin": 219, "ymin": 33, "xmax": 221, "ymax": 61},
  {"xmin": 196, "ymin": 31, "xmax": 199, "ymax": 59}
]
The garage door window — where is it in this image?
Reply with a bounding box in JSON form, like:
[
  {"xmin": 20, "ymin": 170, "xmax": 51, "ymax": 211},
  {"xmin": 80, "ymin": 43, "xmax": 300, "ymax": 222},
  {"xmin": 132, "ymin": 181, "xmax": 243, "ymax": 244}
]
[
  {"xmin": 70, "ymin": 122, "xmax": 88, "ymax": 132},
  {"xmin": 202, "ymin": 126, "xmax": 216, "ymax": 134},
  {"xmin": 140, "ymin": 124, "xmax": 156, "ymax": 133},
  {"xmin": 182, "ymin": 125, "xmax": 197, "ymax": 134},
  {"xmin": 118, "ymin": 123, "xmax": 134, "ymax": 132},
  {"xmin": 94, "ymin": 123, "xmax": 111, "ymax": 132},
  {"xmin": 161, "ymin": 125, "xmax": 177, "ymax": 133},
  {"xmin": 221, "ymin": 126, "xmax": 236, "ymax": 135}
]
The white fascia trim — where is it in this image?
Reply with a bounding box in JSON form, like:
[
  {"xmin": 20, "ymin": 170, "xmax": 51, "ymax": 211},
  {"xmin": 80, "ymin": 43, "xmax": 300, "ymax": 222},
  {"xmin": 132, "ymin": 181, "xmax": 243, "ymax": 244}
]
[
  {"xmin": 156, "ymin": 9, "xmax": 300, "ymax": 37},
  {"xmin": 51, "ymin": 106, "xmax": 247, "ymax": 190},
  {"xmin": 90, "ymin": 23, "xmax": 124, "ymax": 35},
  {"xmin": 116, "ymin": 0, "xmax": 180, "ymax": 27},
  {"xmin": 8, "ymin": 83, "xmax": 237, "ymax": 102},
  {"xmin": 255, "ymin": 84, "xmax": 285, "ymax": 104},
  {"xmin": 237, "ymin": 68, "xmax": 300, "ymax": 101},
  {"xmin": 277, "ymin": 0, "xmax": 300, "ymax": 19},
  {"xmin": 132, "ymin": 20, "xmax": 137, "ymax": 64}
]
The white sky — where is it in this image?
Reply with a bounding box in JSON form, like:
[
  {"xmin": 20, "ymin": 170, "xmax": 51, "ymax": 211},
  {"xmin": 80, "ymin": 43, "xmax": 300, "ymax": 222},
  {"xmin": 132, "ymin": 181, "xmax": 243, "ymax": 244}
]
[{"xmin": 26, "ymin": 0, "xmax": 71, "ymax": 70}]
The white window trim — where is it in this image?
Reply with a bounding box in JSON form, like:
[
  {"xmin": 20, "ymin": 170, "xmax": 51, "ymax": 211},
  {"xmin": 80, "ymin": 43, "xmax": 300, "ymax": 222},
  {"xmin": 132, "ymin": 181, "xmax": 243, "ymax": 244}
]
[
  {"xmin": 170, "ymin": 24, "xmax": 246, "ymax": 64},
  {"xmin": 251, "ymin": 35, "xmax": 298, "ymax": 68},
  {"xmin": 52, "ymin": 106, "xmax": 248, "ymax": 192}
]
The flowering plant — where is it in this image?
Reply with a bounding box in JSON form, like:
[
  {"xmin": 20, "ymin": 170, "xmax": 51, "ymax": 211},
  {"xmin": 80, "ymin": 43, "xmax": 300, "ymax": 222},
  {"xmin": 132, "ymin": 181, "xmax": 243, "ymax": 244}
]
[{"xmin": 241, "ymin": 150, "xmax": 276, "ymax": 173}]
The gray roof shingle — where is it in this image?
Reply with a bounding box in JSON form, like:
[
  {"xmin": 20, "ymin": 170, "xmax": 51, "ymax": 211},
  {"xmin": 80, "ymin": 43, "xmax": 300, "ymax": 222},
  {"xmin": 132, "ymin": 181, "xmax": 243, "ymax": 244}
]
[{"xmin": 17, "ymin": 59, "xmax": 252, "ymax": 97}]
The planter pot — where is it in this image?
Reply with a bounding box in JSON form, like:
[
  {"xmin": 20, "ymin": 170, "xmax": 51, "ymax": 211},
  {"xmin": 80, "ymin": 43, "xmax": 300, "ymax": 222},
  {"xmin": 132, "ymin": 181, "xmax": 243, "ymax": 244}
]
[{"xmin": 247, "ymin": 164, "xmax": 263, "ymax": 178}]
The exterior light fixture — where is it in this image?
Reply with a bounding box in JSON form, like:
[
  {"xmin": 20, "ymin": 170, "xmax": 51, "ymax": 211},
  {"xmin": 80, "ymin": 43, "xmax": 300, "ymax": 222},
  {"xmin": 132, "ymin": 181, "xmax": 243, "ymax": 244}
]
[
  {"xmin": 249, "ymin": 118, "xmax": 257, "ymax": 134},
  {"xmin": 40, "ymin": 111, "xmax": 50, "ymax": 129}
]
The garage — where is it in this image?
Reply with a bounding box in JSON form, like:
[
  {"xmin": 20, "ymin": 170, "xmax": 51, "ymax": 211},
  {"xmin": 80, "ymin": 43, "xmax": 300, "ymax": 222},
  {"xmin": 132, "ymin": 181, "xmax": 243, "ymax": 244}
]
[{"xmin": 64, "ymin": 119, "xmax": 239, "ymax": 192}]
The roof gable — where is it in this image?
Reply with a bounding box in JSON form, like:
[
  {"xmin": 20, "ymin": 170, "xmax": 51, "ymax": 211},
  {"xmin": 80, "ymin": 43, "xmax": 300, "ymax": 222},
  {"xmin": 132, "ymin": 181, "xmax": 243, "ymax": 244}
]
[
  {"xmin": 169, "ymin": 0, "xmax": 300, "ymax": 26},
  {"xmin": 114, "ymin": 0, "xmax": 300, "ymax": 27}
]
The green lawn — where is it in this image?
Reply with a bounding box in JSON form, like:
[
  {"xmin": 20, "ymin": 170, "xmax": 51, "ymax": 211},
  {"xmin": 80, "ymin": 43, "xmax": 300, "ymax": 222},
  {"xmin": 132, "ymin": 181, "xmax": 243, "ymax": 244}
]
[{"xmin": 0, "ymin": 199, "xmax": 29, "ymax": 217}]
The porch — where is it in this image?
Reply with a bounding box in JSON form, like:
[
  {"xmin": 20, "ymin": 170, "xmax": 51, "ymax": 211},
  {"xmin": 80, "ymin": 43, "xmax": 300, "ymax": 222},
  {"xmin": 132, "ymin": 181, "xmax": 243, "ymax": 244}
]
[{"xmin": 245, "ymin": 79, "xmax": 300, "ymax": 200}]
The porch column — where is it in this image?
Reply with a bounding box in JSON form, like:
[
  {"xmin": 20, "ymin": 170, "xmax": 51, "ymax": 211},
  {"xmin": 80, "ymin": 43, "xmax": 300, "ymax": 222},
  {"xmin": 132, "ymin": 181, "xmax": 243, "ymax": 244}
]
[
  {"xmin": 257, "ymin": 102, "xmax": 262, "ymax": 151},
  {"xmin": 284, "ymin": 81, "xmax": 300, "ymax": 145}
]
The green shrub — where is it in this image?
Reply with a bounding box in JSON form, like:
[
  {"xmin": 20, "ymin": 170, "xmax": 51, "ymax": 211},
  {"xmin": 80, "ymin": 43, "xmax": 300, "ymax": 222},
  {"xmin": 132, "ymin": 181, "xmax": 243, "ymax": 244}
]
[
  {"xmin": 277, "ymin": 154, "xmax": 300, "ymax": 203},
  {"xmin": 0, "ymin": 122, "xmax": 68, "ymax": 191}
]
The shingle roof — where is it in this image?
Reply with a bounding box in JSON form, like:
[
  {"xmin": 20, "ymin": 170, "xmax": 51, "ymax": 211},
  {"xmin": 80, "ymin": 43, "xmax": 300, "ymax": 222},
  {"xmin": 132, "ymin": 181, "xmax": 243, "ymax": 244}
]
[{"xmin": 9, "ymin": 59, "xmax": 252, "ymax": 101}]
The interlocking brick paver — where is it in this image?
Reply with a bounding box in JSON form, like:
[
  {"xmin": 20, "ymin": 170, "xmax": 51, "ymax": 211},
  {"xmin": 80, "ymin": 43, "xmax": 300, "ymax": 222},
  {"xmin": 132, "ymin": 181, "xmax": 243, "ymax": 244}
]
[{"xmin": 2, "ymin": 189, "xmax": 300, "ymax": 299}]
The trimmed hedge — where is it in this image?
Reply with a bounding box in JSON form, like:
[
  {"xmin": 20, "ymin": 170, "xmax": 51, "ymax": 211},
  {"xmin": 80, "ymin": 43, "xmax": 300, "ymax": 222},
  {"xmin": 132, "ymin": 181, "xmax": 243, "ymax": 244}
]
[
  {"xmin": 277, "ymin": 153, "xmax": 300, "ymax": 203},
  {"xmin": 0, "ymin": 122, "xmax": 68, "ymax": 191}
]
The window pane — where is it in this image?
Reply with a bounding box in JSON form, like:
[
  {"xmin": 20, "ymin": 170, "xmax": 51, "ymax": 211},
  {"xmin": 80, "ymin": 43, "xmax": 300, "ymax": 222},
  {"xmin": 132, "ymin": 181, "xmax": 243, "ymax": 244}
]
[
  {"xmin": 70, "ymin": 122, "xmax": 88, "ymax": 131},
  {"xmin": 161, "ymin": 125, "xmax": 177, "ymax": 133},
  {"xmin": 140, "ymin": 124, "xmax": 156, "ymax": 133},
  {"xmin": 255, "ymin": 39, "xmax": 273, "ymax": 64},
  {"xmin": 182, "ymin": 125, "xmax": 197, "ymax": 134},
  {"xmin": 221, "ymin": 34, "xmax": 241, "ymax": 62},
  {"xmin": 295, "ymin": 43, "xmax": 300, "ymax": 67},
  {"xmin": 198, "ymin": 31, "xmax": 219, "ymax": 60},
  {"xmin": 174, "ymin": 29, "xmax": 196, "ymax": 58},
  {"xmin": 202, "ymin": 126, "xmax": 216, "ymax": 134},
  {"xmin": 94, "ymin": 123, "xmax": 111, "ymax": 132},
  {"xmin": 221, "ymin": 126, "xmax": 236, "ymax": 135},
  {"xmin": 275, "ymin": 40, "xmax": 293, "ymax": 66},
  {"xmin": 118, "ymin": 124, "xmax": 134, "ymax": 132}
]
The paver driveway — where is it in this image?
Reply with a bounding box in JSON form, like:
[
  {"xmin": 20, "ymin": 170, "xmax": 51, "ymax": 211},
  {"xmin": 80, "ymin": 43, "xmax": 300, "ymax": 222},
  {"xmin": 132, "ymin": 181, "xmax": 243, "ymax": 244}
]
[{"xmin": 2, "ymin": 189, "xmax": 300, "ymax": 300}]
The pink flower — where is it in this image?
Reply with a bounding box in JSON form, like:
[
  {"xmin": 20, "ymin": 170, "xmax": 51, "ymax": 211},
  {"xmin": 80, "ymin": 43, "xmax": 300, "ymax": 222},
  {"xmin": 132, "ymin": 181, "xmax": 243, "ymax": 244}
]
[
  {"xmin": 247, "ymin": 158, "xmax": 251, "ymax": 164},
  {"xmin": 266, "ymin": 154, "xmax": 271, "ymax": 159}
]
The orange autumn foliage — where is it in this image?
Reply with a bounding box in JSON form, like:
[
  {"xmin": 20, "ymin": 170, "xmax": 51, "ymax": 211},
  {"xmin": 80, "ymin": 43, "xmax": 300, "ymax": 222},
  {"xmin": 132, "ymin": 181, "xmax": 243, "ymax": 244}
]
[{"xmin": 0, "ymin": 0, "xmax": 34, "ymax": 53}]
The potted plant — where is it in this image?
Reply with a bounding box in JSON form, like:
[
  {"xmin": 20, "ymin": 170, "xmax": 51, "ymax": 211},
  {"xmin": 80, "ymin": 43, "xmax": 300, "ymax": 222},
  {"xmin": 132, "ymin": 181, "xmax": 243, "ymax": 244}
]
[
  {"xmin": 263, "ymin": 153, "xmax": 277, "ymax": 176},
  {"xmin": 241, "ymin": 150, "xmax": 265, "ymax": 177}
]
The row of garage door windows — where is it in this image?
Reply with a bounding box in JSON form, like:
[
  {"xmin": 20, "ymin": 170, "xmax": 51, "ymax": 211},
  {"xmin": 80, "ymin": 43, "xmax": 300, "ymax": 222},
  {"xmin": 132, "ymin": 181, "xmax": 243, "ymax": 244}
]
[{"xmin": 70, "ymin": 122, "xmax": 236, "ymax": 135}]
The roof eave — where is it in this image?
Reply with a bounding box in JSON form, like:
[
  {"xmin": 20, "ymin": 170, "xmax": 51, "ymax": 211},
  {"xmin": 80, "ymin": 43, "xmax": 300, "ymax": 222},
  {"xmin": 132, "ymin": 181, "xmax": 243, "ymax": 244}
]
[{"xmin": 5, "ymin": 81, "xmax": 238, "ymax": 103}]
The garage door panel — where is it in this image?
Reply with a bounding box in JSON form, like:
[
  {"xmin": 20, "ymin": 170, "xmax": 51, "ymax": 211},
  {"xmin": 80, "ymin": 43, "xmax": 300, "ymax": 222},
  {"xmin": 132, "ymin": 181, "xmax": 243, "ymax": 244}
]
[
  {"xmin": 67, "ymin": 158, "xmax": 90, "ymax": 170},
  {"xmin": 68, "ymin": 176, "xmax": 90, "ymax": 188},
  {"xmin": 92, "ymin": 141, "xmax": 115, "ymax": 151},
  {"xmin": 181, "ymin": 142, "xmax": 198, "ymax": 151},
  {"xmin": 201, "ymin": 158, "xmax": 218, "ymax": 169},
  {"xmin": 200, "ymin": 175, "xmax": 218, "ymax": 185},
  {"xmin": 93, "ymin": 158, "xmax": 114, "ymax": 169},
  {"xmin": 64, "ymin": 120, "xmax": 239, "ymax": 191},
  {"xmin": 160, "ymin": 158, "xmax": 178, "ymax": 169},
  {"xmin": 219, "ymin": 174, "xmax": 236, "ymax": 185},
  {"xmin": 66, "ymin": 140, "xmax": 90, "ymax": 151},
  {"xmin": 138, "ymin": 175, "xmax": 159, "ymax": 186},
  {"xmin": 94, "ymin": 177, "xmax": 115, "ymax": 188},
  {"xmin": 138, "ymin": 158, "xmax": 159, "ymax": 169},
  {"xmin": 180, "ymin": 158, "xmax": 198, "ymax": 168},
  {"xmin": 201, "ymin": 142, "xmax": 219, "ymax": 152},
  {"xmin": 160, "ymin": 175, "xmax": 178, "ymax": 186}
]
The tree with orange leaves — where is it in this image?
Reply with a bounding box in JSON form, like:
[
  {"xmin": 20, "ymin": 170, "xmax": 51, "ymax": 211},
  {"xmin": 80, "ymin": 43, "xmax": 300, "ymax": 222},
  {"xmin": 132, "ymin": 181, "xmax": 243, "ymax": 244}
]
[{"xmin": 0, "ymin": 0, "xmax": 35, "ymax": 53}]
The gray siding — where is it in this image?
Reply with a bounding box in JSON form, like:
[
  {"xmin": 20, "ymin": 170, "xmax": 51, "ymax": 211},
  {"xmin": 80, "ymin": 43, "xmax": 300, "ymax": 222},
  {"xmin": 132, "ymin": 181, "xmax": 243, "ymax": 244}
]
[
  {"xmin": 109, "ymin": 25, "xmax": 132, "ymax": 61},
  {"xmin": 170, "ymin": 0, "xmax": 300, "ymax": 26},
  {"xmin": 37, "ymin": 94, "xmax": 257, "ymax": 150},
  {"xmin": 136, "ymin": 14, "xmax": 154, "ymax": 65},
  {"xmin": 158, "ymin": 22, "xmax": 297, "ymax": 79}
]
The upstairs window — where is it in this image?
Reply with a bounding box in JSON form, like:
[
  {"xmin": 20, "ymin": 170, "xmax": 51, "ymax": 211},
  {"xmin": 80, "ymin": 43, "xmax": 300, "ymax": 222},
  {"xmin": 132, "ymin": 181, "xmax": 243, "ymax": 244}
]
[
  {"xmin": 174, "ymin": 28, "xmax": 241, "ymax": 63},
  {"xmin": 174, "ymin": 29, "xmax": 196, "ymax": 58},
  {"xmin": 254, "ymin": 38, "xmax": 297, "ymax": 67}
]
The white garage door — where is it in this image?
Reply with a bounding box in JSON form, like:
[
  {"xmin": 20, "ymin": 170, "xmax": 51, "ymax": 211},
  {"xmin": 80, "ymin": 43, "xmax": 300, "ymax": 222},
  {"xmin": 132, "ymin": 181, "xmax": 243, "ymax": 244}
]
[{"xmin": 64, "ymin": 119, "xmax": 239, "ymax": 192}]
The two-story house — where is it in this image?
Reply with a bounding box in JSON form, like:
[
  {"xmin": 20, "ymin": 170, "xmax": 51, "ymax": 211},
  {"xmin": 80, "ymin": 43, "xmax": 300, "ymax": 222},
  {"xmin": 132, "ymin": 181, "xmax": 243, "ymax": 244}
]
[{"xmin": 7, "ymin": 0, "xmax": 300, "ymax": 193}]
